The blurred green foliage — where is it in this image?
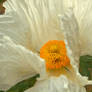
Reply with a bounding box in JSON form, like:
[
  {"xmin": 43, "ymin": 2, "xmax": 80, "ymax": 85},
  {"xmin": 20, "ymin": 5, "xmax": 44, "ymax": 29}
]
[
  {"xmin": 0, "ymin": 0, "xmax": 4, "ymax": 3},
  {"xmin": 0, "ymin": 91, "xmax": 4, "ymax": 92}
]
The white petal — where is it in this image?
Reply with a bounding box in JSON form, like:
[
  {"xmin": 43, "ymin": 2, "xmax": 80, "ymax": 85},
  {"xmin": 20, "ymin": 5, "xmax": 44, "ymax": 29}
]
[
  {"xmin": 63, "ymin": 0, "xmax": 92, "ymax": 55},
  {"xmin": 25, "ymin": 75, "xmax": 86, "ymax": 92},
  {"xmin": 2, "ymin": 0, "xmax": 66, "ymax": 52},
  {"xmin": 0, "ymin": 34, "xmax": 46, "ymax": 90},
  {"xmin": 59, "ymin": 0, "xmax": 92, "ymax": 56},
  {"xmin": 62, "ymin": 0, "xmax": 90, "ymax": 22},
  {"xmin": 60, "ymin": 8, "xmax": 80, "ymax": 69},
  {"xmin": 60, "ymin": 8, "xmax": 92, "ymax": 86},
  {"xmin": 0, "ymin": 0, "xmax": 32, "ymax": 50},
  {"xmin": 25, "ymin": 0, "xmax": 65, "ymax": 51},
  {"xmin": 77, "ymin": 1, "xmax": 92, "ymax": 55}
]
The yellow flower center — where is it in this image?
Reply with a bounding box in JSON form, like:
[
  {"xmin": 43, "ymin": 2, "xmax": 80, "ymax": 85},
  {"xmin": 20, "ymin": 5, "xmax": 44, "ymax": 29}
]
[{"xmin": 40, "ymin": 40, "xmax": 70, "ymax": 70}]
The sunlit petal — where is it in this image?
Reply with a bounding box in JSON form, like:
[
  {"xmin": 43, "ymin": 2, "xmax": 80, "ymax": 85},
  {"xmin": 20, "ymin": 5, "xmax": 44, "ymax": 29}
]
[
  {"xmin": 0, "ymin": 34, "xmax": 46, "ymax": 90},
  {"xmin": 63, "ymin": 0, "xmax": 92, "ymax": 55},
  {"xmin": 60, "ymin": 8, "xmax": 80, "ymax": 69},
  {"xmin": 25, "ymin": 0, "xmax": 65, "ymax": 51},
  {"xmin": 78, "ymin": 1, "xmax": 92, "ymax": 56},
  {"xmin": 60, "ymin": 8, "xmax": 92, "ymax": 86},
  {"xmin": 0, "ymin": 0, "xmax": 32, "ymax": 50},
  {"xmin": 25, "ymin": 75, "xmax": 86, "ymax": 92}
]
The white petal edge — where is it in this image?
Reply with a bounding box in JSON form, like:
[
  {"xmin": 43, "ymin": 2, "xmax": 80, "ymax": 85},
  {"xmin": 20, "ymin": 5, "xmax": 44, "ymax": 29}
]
[
  {"xmin": 25, "ymin": 75, "xmax": 86, "ymax": 92},
  {"xmin": 0, "ymin": 34, "xmax": 46, "ymax": 90},
  {"xmin": 51, "ymin": 0, "xmax": 92, "ymax": 56},
  {"xmin": 0, "ymin": 0, "xmax": 32, "ymax": 50},
  {"xmin": 60, "ymin": 8, "xmax": 80, "ymax": 69},
  {"xmin": 3, "ymin": 0, "xmax": 65, "ymax": 52},
  {"xmin": 22, "ymin": 0, "xmax": 65, "ymax": 52},
  {"xmin": 60, "ymin": 8, "xmax": 92, "ymax": 86},
  {"xmin": 78, "ymin": 0, "xmax": 92, "ymax": 56}
]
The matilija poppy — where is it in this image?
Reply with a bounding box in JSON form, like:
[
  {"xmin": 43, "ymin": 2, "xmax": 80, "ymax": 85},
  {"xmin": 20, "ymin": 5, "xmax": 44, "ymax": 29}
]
[{"xmin": 0, "ymin": 0, "xmax": 92, "ymax": 92}]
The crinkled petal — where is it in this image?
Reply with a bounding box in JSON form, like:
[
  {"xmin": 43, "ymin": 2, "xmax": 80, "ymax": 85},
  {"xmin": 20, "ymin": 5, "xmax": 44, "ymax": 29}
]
[
  {"xmin": 60, "ymin": 8, "xmax": 92, "ymax": 86},
  {"xmin": 60, "ymin": 8, "xmax": 80, "ymax": 68},
  {"xmin": 25, "ymin": 75, "xmax": 86, "ymax": 92},
  {"xmin": 0, "ymin": 34, "xmax": 46, "ymax": 90},
  {"xmin": 2, "ymin": 0, "xmax": 66, "ymax": 52},
  {"xmin": 24, "ymin": 0, "xmax": 65, "ymax": 51},
  {"xmin": 61, "ymin": 0, "xmax": 91, "ymax": 23},
  {"xmin": 63, "ymin": 0, "xmax": 92, "ymax": 55},
  {"xmin": 0, "ymin": 0, "xmax": 32, "ymax": 50},
  {"xmin": 77, "ymin": 1, "xmax": 92, "ymax": 56}
]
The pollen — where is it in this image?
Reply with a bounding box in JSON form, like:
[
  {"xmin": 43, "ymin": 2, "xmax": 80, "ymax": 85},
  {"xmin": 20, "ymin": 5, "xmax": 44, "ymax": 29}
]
[{"xmin": 40, "ymin": 40, "xmax": 70, "ymax": 70}]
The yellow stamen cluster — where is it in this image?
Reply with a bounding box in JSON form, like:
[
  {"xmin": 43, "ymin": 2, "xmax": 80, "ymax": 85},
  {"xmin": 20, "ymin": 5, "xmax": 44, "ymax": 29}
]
[{"xmin": 40, "ymin": 40, "xmax": 70, "ymax": 70}]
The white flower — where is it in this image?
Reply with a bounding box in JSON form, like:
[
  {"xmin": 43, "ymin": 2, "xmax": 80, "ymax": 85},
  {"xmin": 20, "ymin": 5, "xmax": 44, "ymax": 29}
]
[{"xmin": 0, "ymin": 0, "xmax": 92, "ymax": 92}]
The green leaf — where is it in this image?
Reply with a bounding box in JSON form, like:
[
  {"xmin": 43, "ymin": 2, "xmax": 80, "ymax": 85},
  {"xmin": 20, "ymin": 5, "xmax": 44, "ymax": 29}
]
[
  {"xmin": 6, "ymin": 74, "xmax": 40, "ymax": 92},
  {"xmin": 79, "ymin": 55, "xmax": 92, "ymax": 80}
]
